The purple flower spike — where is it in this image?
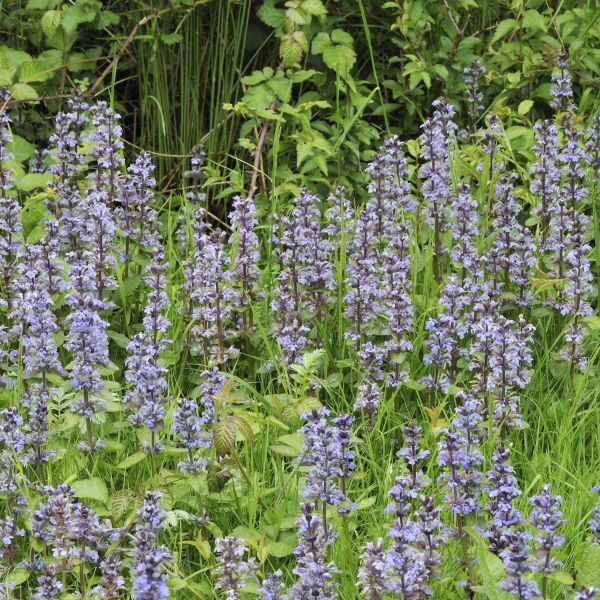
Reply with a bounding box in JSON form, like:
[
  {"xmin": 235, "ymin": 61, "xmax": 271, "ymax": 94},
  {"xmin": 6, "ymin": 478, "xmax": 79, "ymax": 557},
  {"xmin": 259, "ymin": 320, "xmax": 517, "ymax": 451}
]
[
  {"xmin": 463, "ymin": 59, "xmax": 486, "ymax": 120},
  {"xmin": 550, "ymin": 53, "xmax": 575, "ymax": 112},
  {"xmin": 289, "ymin": 503, "xmax": 339, "ymax": 600},
  {"xmin": 214, "ymin": 536, "xmax": 255, "ymax": 600},
  {"xmin": 358, "ymin": 539, "xmax": 387, "ymax": 600},
  {"xmin": 529, "ymin": 484, "xmax": 564, "ymax": 577}
]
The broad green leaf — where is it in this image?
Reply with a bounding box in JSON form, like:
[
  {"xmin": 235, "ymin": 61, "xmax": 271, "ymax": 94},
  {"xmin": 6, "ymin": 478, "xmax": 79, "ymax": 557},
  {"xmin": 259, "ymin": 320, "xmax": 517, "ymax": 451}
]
[
  {"xmin": 491, "ymin": 18, "xmax": 517, "ymax": 44},
  {"xmin": 265, "ymin": 539, "xmax": 296, "ymax": 557},
  {"xmin": 16, "ymin": 173, "xmax": 53, "ymax": 191},
  {"xmin": 161, "ymin": 32, "xmax": 183, "ymax": 45},
  {"xmin": 107, "ymin": 330, "xmax": 130, "ymax": 348},
  {"xmin": 576, "ymin": 543, "xmax": 600, "ymax": 587},
  {"xmin": 286, "ymin": 68, "xmax": 319, "ymax": 83},
  {"xmin": 356, "ymin": 496, "xmax": 376, "ymax": 510},
  {"xmin": 280, "ymin": 31, "xmax": 308, "ymax": 67},
  {"xmin": 26, "ymin": 0, "xmax": 58, "ymax": 8},
  {"xmin": 9, "ymin": 135, "xmax": 35, "ymax": 161},
  {"xmin": 311, "ymin": 31, "xmax": 331, "ymax": 55},
  {"xmin": 522, "ymin": 9, "xmax": 547, "ymax": 31},
  {"xmin": 322, "ymin": 43, "xmax": 356, "ymax": 77},
  {"xmin": 0, "ymin": 47, "xmax": 32, "ymax": 68},
  {"xmin": 518, "ymin": 99, "xmax": 534, "ymax": 115},
  {"xmin": 61, "ymin": 0, "xmax": 99, "ymax": 35},
  {"xmin": 167, "ymin": 577, "xmax": 187, "ymax": 591},
  {"xmin": 300, "ymin": 0, "xmax": 326, "ymax": 17},
  {"xmin": 330, "ymin": 28, "xmax": 353, "ymax": 46},
  {"xmin": 116, "ymin": 451, "xmax": 147, "ymax": 469},
  {"xmin": 112, "ymin": 491, "xmax": 134, "ymax": 521},
  {"xmin": 72, "ymin": 477, "xmax": 109, "ymax": 504},
  {"xmin": 5, "ymin": 568, "xmax": 30, "ymax": 586},
  {"xmin": 257, "ymin": 0, "xmax": 286, "ymax": 29},
  {"xmin": 41, "ymin": 9, "xmax": 61, "ymax": 39},
  {"xmin": 214, "ymin": 418, "xmax": 237, "ymax": 456},
  {"xmin": 548, "ymin": 571, "xmax": 574, "ymax": 585},
  {"xmin": 10, "ymin": 83, "xmax": 38, "ymax": 100}
]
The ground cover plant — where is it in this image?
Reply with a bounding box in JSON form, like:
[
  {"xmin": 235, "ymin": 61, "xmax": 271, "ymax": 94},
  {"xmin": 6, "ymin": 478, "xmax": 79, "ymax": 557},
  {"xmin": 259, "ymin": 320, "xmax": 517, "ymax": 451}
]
[{"xmin": 1, "ymin": 1, "xmax": 600, "ymax": 600}]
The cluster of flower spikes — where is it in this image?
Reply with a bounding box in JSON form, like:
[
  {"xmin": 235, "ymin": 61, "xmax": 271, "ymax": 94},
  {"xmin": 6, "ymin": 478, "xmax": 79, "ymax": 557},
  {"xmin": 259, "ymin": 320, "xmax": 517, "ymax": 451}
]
[
  {"xmin": 27, "ymin": 483, "xmax": 126, "ymax": 599},
  {"xmin": 531, "ymin": 54, "xmax": 596, "ymax": 370},
  {"xmin": 355, "ymin": 394, "xmax": 600, "ymax": 600},
  {"xmin": 124, "ymin": 244, "xmax": 172, "ymax": 453},
  {"xmin": 131, "ymin": 492, "xmax": 172, "ymax": 600},
  {"xmin": 272, "ymin": 188, "xmax": 334, "ymax": 366}
]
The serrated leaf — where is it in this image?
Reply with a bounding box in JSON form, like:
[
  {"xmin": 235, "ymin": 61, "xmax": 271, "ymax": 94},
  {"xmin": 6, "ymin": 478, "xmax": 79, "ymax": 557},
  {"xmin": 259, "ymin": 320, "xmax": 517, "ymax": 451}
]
[
  {"xmin": 214, "ymin": 418, "xmax": 237, "ymax": 456},
  {"xmin": 116, "ymin": 451, "xmax": 146, "ymax": 469},
  {"xmin": 234, "ymin": 414, "xmax": 254, "ymax": 442},
  {"xmin": 111, "ymin": 491, "xmax": 134, "ymax": 521},
  {"xmin": 330, "ymin": 28, "xmax": 353, "ymax": 46},
  {"xmin": 41, "ymin": 10, "xmax": 61, "ymax": 39},
  {"xmin": 161, "ymin": 32, "xmax": 183, "ymax": 45},
  {"xmin": 296, "ymin": 396, "xmax": 322, "ymax": 415},
  {"xmin": 311, "ymin": 31, "xmax": 331, "ymax": 55},
  {"xmin": 322, "ymin": 43, "xmax": 356, "ymax": 78},
  {"xmin": 522, "ymin": 9, "xmax": 547, "ymax": 31},
  {"xmin": 72, "ymin": 477, "xmax": 109, "ymax": 504},
  {"xmin": 10, "ymin": 83, "xmax": 38, "ymax": 101},
  {"xmin": 257, "ymin": 0, "xmax": 285, "ymax": 29},
  {"xmin": 300, "ymin": 0, "xmax": 326, "ymax": 16},
  {"xmin": 280, "ymin": 31, "xmax": 307, "ymax": 67}
]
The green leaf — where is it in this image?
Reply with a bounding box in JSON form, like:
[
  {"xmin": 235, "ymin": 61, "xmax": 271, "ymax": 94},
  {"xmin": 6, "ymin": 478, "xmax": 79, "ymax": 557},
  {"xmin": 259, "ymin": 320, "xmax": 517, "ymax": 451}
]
[
  {"xmin": 26, "ymin": 0, "xmax": 58, "ymax": 8},
  {"xmin": 286, "ymin": 68, "xmax": 319, "ymax": 83},
  {"xmin": 161, "ymin": 32, "xmax": 183, "ymax": 45},
  {"xmin": 116, "ymin": 451, "xmax": 147, "ymax": 469},
  {"xmin": 280, "ymin": 31, "xmax": 307, "ymax": 67},
  {"xmin": 107, "ymin": 330, "xmax": 130, "ymax": 348},
  {"xmin": 72, "ymin": 477, "xmax": 109, "ymax": 504},
  {"xmin": 522, "ymin": 9, "xmax": 547, "ymax": 32},
  {"xmin": 356, "ymin": 496, "xmax": 377, "ymax": 510},
  {"xmin": 9, "ymin": 135, "xmax": 35, "ymax": 161},
  {"xmin": 311, "ymin": 29, "xmax": 355, "ymax": 78},
  {"xmin": 0, "ymin": 47, "xmax": 32, "ymax": 68},
  {"xmin": 41, "ymin": 9, "xmax": 61, "ymax": 39},
  {"xmin": 518, "ymin": 99, "xmax": 534, "ymax": 115},
  {"xmin": 214, "ymin": 418, "xmax": 237, "ymax": 456},
  {"xmin": 311, "ymin": 32, "xmax": 331, "ymax": 55},
  {"xmin": 576, "ymin": 543, "xmax": 600, "ymax": 587},
  {"xmin": 16, "ymin": 173, "xmax": 53, "ymax": 191},
  {"xmin": 330, "ymin": 28, "xmax": 353, "ymax": 46},
  {"xmin": 583, "ymin": 316, "xmax": 600, "ymax": 331},
  {"xmin": 61, "ymin": 0, "xmax": 99, "ymax": 35},
  {"xmin": 491, "ymin": 18, "xmax": 517, "ymax": 44},
  {"xmin": 548, "ymin": 571, "xmax": 574, "ymax": 586},
  {"xmin": 10, "ymin": 83, "xmax": 38, "ymax": 100},
  {"xmin": 300, "ymin": 0, "xmax": 327, "ymax": 17},
  {"xmin": 257, "ymin": 0, "xmax": 286, "ymax": 29},
  {"xmin": 265, "ymin": 539, "xmax": 296, "ymax": 558},
  {"xmin": 5, "ymin": 568, "xmax": 30, "ymax": 586},
  {"xmin": 111, "ymin": 491, "xmax": 134, "ymax": 521}
]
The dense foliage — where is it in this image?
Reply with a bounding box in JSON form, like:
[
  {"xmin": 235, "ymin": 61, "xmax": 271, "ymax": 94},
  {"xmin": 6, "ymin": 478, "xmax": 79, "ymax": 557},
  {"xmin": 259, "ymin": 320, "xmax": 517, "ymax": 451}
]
[{"xmin": 0, "ymin": 1, "xmax": 599, "ymax": 599}]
